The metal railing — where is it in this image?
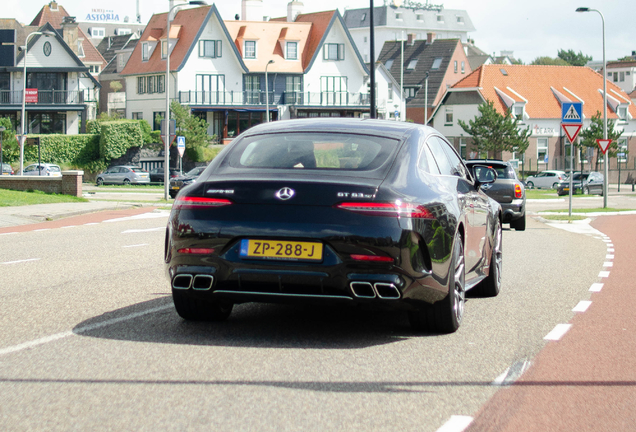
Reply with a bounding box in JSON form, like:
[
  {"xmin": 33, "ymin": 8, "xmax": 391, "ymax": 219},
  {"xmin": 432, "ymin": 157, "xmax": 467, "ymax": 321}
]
[
  {"xmin": 177, "ymin": 90, "xmax": 370, "ymax": 107},
  {"xmin": 0, "ymin": 90, "xmax": 86, "ymax": 105}
]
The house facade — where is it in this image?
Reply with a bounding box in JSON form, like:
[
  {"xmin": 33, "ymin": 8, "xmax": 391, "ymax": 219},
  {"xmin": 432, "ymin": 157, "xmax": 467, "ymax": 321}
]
[
  {"xmin": 431, "ymin": 64, "xmax": 636, "ymax": 183},
  {"xmin": 0, "ymin": 21, "xmax": 100, "ymax": 135},
  {"xmin": 122, "ymin": 1, "xmax": 380, "ymax": 143},
  {"xmin": 604, "ymin": 61, "xmax": 636, "ymax": 95}
]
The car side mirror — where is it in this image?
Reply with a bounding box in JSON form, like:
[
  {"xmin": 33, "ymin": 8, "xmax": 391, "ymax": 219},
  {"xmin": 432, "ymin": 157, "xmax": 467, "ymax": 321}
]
[{"xmin": 471, "ymin": 165, "xmax": 497, "ymax": 188}]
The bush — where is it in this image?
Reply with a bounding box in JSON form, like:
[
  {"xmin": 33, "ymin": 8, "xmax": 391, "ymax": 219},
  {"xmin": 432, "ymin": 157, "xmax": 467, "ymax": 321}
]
[{"xmin": 97, "ymin": 121, "xmax": 143, "ymax": 160}]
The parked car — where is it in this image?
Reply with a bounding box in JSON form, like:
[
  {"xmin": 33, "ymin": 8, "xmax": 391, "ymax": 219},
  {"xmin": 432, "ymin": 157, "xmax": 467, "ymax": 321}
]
[
  {"xmin": 168, "ymin": 166, "xmax": 207, "ymax": 198},
  {"xmin": 1, "ymin": 162, "xmax": 13, "ymax": 175},
  {"xmin": 465, "ymin": 159, "xmax": 526, "ymax": 231},
  {"xmin": 20, "ymin": 163, "xmax": 62, "ymax": 176},
  {"xmin": 96, "ymin": 165, "xmax": 150, "ymax": 185},
  {"xmin": 165, "ymin": 118, "xmax": 503, "ymax": 334},
  {"xmin": 557, "ymin": 171, "xmax": 604, "ymax": 196},
  {"xmin": 149, "ymin": 167, "xmax": 180, "ymax": 183},
  {"xmin": 524, "ymin": 170, "xmax": 567, "ymax": 189}
]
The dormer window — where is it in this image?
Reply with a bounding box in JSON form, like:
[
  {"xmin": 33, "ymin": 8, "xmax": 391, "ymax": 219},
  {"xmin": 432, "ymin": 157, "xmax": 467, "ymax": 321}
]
[
  {"xmin": 395, "ymin": 12, "xmax": 402, "ymax": 20},
  {"xmin": 617, "ymin": 106, "xmax": 628, "ymax": 122},
  {"xmin": 456, "ymin": 16, "xmax": 464, "ymax": 24},
  {"xmin": 323, "ymin": 43, "xmax": 344, "ymax": 61},
  {"xmin": 142, "ymin": 42, "xmax": 150, "ymax": 61},
  {"xmin": 513, "ymin": 104, "xmax": 525, "ymax": 121},
  {"xmin": 436, "ymin": 15, "xmax": 444, "ymax": 23},
  {"xmin": 286, "ymin": 42, "xmax": 298, "ymax": 60},
  {"xmin": 431, "ymin": 57, "xmax": 442, "ymax": 69},
  {"xmin": 416, "ymin": 14, "xmax": 423, "ymax": 21},
  {"xmin": 407, "ymin": 59, "xmax": 418, "ymax": 70},
  {"xmin": 199, "ymin": 40, "xmax": 222, "ymax": 58},
  {"xmin": 385, "ymin": 59, "xmax": 394, "ymax": 70},
  {"xmin": 244, "ymin": 40, "xmax": 256, "ymax": 59},
  {"xmin": 361, "ymin": 13, "xmax": 366, "ymax": 21},
  {"xmin": 90, "ymin": 27, "xmax": 105, "ymax": 38}
]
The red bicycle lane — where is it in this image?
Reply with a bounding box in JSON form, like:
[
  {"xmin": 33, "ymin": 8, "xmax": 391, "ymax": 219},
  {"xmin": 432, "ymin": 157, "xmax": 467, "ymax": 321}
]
[{"xmin": 466, "ymin": 214, "xmax": 636, "ymax": 432}]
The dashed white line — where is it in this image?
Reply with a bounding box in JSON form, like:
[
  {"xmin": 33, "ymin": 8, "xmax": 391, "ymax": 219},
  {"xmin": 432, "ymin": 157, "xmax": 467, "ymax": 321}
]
[
  {"xmin": 436, "ymin": 415, "xmax": 474, "ymax": 432},
  {"xmin": 61, "ymin": 225, "xmax": 76, "ymax": 229},
  {"xmin": 2, "ymin": 258, "xmax": 40, "ymax": 265},
  {"xmin": 607, "ymin": 248, "xmax": 615, "ymax": 253},
  {"xmin": 0, "ymin": 232, "xmax": 18, "ymax": 236},
  {"xmin": 544, "ymin": 324, "xmax": 572, "ymax": 341},
  {"xmin": 606, "ymin": 254, "xmax": 614, "ymax": 259},
  {"xmin": 602, "ymin": 239, "xmax": 611, "ymax": 243},
  {"xmin": 84, "ymin": 222, "xmax": 99, "ymax": 226},
  {"xmin": 122, "ymin": 227, "xmax": 164, "ymax": 233},
  {"xmin": 589, "ymin": 283, "xmax": 604, "ymax": 292},
  {"xmin": 572, "ymin": 301, "xmax": 592, "ymax": 312},
  {"xmin": 0, "ymin": 304, "xmax": 172, "ymax": 357},
  {"xmin": 122, "ymin": 243, "xmax": 149, "ymax": 248},
  {"xmin": 492, "ymin": 359, "xmax": 531, "ymax": 386},
  {"xmin": 603, "ymin": 262, "xmax": 613, "ymax": 267},
  {"xmin": 599, "ymin": 271, "xmax": 610, "ymax": 278},
  {"xmin": 33, "ymin": 229, "xmax": 50, "ymax": 232},
  {"xmin": 607, "ymin": 244, "xmax": 614, "ymax": 248}
]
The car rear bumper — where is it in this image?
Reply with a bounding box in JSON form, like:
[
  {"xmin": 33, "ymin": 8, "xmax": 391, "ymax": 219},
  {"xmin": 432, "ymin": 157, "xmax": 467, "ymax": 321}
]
[{"xmin": 500, "ymin": 199, "xmax": 524, "ymax": 222}]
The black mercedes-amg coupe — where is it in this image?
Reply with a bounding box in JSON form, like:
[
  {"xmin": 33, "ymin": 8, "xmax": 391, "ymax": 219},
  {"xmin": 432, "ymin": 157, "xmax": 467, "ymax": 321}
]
[{"xmin": 165, "ymin": 118, "xmax": 502, "ymax": 333}]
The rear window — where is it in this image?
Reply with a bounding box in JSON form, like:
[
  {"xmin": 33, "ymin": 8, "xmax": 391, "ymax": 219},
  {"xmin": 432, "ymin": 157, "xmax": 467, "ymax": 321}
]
[
  {"xmin": 230, "ymin": 133, "xmax": 397, "ymax": 171},
  {"xmin": 131, "ymin": 167, "xmax": 147, "ymax": 173},
  {"xmin": 49, "ymin": 165, "xmax": 61, "ymax": 172},
  {"xmin": 491, "ymin": 164, "xmax": 515, "ymax": 179}
]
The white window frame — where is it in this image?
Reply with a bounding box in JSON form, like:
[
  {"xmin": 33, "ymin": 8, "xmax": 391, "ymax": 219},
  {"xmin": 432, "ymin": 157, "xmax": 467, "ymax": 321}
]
[
  {"xmin": 90, "ymin": 27, "xmax": 105, "ymax": 38},
  {"xmin": 142, "ymin": 42, "xmax": 150, "ymax": 61},
  {"xmin": 537, "ymin": 138, "xmax": 549, "ymax": 164},
  {"xmin": 445, "ymin": 107, "xmax": 453, "ymax": 125},
  {"xmin": 431, "ymin": 57, "xmax": 443, "ymax": 70},
  {"xmin": 436, "ymin": 15, "xmax": 444, "ymax": 23},
  {"xmin": 323, "ymin": 43, "xmax": 344, "ymax": 61},
  {"xmin": 387, "ymin": 83, "xmax": 393, "ymax": 102},
  {"xmin": 286, "ymin": 41, "xmax": 298, "ymax": 60},
  {"xmin": 459, "ymin": 137, "xmax": 467, "ymax": 160},
  {"xmin": 244, "ymin": 40, "xmax": 257, "ymax": 59},
  {"xmin": 199, "ymin": 40, "xmax": 222, "ymax": 58},
  {"xmin": 116, "ymin": 28, "xmax": 132, "ymax": 36},
  {"xmin": 513, "ymin": 104, "xmax": 524, "ymax": 121},
  {"xmin": 461, "ymin": 61, "xmax": 465, "ymax": 74}
]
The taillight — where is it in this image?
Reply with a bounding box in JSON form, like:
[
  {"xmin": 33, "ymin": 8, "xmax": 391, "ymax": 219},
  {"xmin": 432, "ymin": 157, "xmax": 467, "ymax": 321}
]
[
  {"xmin": 350, "ymin": 254, "xmax": 394, "ymax": 262},
  {"xmin": 174, "ymin": 196, "xmax": 232, "ymax": 209},
  {"xmin": 335, "ymin": 201, "xmax": 435, "ymax": 219},
  {"xmin": 514, "ymin": 183, "xmax": 523, "ymax": 199},
  {"xmin": 177, "ymin": 248, "xmax": 215, "ymax": 254}
]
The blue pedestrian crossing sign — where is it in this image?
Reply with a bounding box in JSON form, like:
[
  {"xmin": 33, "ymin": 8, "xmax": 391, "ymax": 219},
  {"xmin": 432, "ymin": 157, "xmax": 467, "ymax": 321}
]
[
  {"xmin": 562, "ymin": 102, "xmax": 583, "ymax": 124},
  {"xmin": 177, "ymin": 136, "xmax": 185, "ymax": 157}
]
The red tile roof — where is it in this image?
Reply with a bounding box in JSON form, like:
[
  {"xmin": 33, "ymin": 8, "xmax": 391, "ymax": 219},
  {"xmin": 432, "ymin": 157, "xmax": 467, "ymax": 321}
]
[
  {"xmin": 293, "ymin": 11, "xmax": 336, "ymax": 69},
  {"xmin": 453, "ymin": 64, "xmax": 636, "ymax": 120},
  {"xmin": 121, "ymin": 6, "xmax": 211, "ymax": 76}
]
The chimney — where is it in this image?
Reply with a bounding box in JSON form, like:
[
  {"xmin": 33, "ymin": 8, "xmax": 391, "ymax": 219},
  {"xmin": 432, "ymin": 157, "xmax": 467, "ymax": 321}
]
[
  {"xmin": 61, "ymin": 16, "xmax": 79, "ymax": 55},
  {"xmin": 49, "ymin": 1, "xmax": 58, "ymax": 11},
  {"xmin": 169, "ymin": 0, "xmax": 187, "ymax": 11},
  {"xmin": 287, "ymin": 1, "xmax": 304, "ymax": 22},
  {"xmin": 407, "ymin": 33, "xmax": 415, "ymax": 46},
  {"xmin": 426, "ymin": 32, "xmax": 435, "ymax": 44},
  {"xmin": 241, "ymin": 0, "xmax": 263, "ymax": 21}
]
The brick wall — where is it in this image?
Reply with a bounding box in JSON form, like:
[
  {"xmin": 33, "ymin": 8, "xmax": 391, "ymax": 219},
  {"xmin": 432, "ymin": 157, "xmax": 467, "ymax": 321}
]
[{"xmin": 0, "ymin": 171, "xmax": 83, "ymax": 197}]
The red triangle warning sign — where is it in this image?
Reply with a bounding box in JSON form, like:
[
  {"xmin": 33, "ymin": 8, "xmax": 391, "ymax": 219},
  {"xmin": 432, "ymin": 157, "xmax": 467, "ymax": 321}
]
[
  {"xmin": 597, "ymin": 139, "xmax": 612, "ymax": 155},
  {"xmin": 561, "ymin": 124, "xmax": 582, "ymax": 143}
]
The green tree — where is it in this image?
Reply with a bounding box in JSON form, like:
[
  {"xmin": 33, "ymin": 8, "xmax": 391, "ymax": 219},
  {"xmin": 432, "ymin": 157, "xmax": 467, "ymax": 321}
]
[
  {"xmin": 0, "ymin": 117, "xmax": 19, "ymax": 163},
  {"xmin": 577, "ymin": 111, "xmax": 622, "ymax": 171},
  {"xmin": 170, "ymin": 101, "xmax": 211, "ymax": 161},
  {"xmin": 557, "ymin": 49, "xmax": 592, "ymax": 66},
  {"xmin": 458, "ymin": 100, "xmax": 531, "ymax": 160},
  {"xmin": 530, "ymin": 56, "xmax": 569, "ymax": 66}
]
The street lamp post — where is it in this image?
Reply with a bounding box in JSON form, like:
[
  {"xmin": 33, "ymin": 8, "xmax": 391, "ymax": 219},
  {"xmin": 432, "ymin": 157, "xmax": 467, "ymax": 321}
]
[
  {"xmin": 18, "ymin": 30, "xmax": 56, "ymax": 176},
  {"xmin": 265, "ymin": 60, "xmax": 274, "ymax": 122},
  {"xmin": 164, "ymin": 1, "xmax": 207, "ymax": 200},
  {"xmin": 576, "ymin": 7, "xmax": 607, "ymax": 207}
]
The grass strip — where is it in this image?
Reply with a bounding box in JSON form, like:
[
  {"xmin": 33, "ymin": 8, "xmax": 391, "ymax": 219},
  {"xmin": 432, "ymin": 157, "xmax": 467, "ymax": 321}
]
[{"xmin": 0, "ymin": 189, "xmax": 88, "ymax": 207}]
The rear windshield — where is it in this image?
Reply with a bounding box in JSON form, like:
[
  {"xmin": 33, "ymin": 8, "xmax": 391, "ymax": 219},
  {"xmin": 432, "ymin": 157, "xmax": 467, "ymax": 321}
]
[
  {"xmin": 131, "ymin": 167, "xmax": 147, "ymax": 173},
  {"xmin": 492, "ymin": 165, "xmax": 516, "ymax": 179},
  {"xmin": 230, "ymin": 133, "xmax": 398, "ymax": 171},
  {"xmin": 49, "ymin": 165, "xmax": 61, "ymax": 172}
]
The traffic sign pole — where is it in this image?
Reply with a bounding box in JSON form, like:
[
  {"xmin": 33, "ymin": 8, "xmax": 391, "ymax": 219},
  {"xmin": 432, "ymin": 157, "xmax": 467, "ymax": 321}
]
[{"xmin": 560, "ymin": 102, "xmax": 582, "ymax": 220}]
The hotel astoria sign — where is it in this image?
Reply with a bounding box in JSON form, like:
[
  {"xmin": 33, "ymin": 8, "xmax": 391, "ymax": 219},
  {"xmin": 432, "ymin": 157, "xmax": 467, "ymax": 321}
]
[{"xmin": 85, "ymin": 8, "xmax": 120, "ymax": 22}]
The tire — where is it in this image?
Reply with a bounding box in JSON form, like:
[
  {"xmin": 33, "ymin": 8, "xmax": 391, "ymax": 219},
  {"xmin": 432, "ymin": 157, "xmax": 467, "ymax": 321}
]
[
  {"xmin": 408, "ymin": 232, "xmax": 465, "ymax": 334},
  {"xmin": 526, "ymin": 181, "xmax": 534, "ymax": 189},
  {"xmin": 510, "ymin": 214, "xmax": 526, "ymax": 231},
  {"xmin": 583, "ymin": 186, "xmax": 589, "ymax": 195},
  {"xmin": 172, "ymin": 289, "xmax": 233, "ymax": 321},
  {"xmin": 474, "ymin": 219, "xmax": 502, "ymax": 297},
  {"xmin": 552, "ymin": 182, "xmax": 559, "ymax": 189},
  {"xmin": 96, "ymin": 177, "xmax": 104, "ymax": 186},
  {"xmin": 123, "ymin": 178, "xmax": 131, "ymax": 185}
]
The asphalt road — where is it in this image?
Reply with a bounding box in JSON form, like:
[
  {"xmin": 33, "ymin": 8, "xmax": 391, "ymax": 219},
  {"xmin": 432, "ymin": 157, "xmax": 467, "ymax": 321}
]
[{"xmin": 0, "ymin": 209, "xmax": 608, "ymax": 431}]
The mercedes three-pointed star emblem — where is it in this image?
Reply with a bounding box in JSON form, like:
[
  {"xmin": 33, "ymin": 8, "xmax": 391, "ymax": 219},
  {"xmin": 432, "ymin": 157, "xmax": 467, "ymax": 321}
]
[{"xmin": 275, "ymin": 187, "xmax": 295, "ymax": 200}]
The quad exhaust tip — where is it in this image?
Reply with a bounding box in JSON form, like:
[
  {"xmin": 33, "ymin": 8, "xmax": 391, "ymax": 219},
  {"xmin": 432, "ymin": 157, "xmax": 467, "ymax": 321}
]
[
  {"xmin": 172, "ymin": 274, "xmax": 215, "ymax": 291},
  {"xmin": 349, "ymin": 282, "xmax": 401, "ymax": 299}
]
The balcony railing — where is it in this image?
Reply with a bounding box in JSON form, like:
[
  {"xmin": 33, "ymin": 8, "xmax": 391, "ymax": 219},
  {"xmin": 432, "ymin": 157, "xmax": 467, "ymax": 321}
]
[
  {"xmin": 178, "ymin": 90, "xmax": 370, "ymax": 107},
  {"xmin": 0, "ymin": 90, "xmax": 86, "ymax": 105}
]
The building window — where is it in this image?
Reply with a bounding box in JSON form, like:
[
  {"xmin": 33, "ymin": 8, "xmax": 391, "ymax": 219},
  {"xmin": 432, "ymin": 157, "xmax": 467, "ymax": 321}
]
[
  {"xmin": 537, "ymin": 138, "xmax": 548, "ymax": 164},
  {"xmin": 199, "ymin": 40, "xmax": 222, "ymax": 58},
  {"xmin": 195, "ymin": 74, "xmax": 226, "ymax": 104},
  {"xmin": 323, "ymin": 43, "xmax": 344, "ymax": 61},
  {"xmin": 77, "ymin": 40, "xmax": 85, "ymax": 57},
  {"xmin": 513, "ymin": 105, "xmax": 524, "ymax": 120},
  {"xmin": 153, "ymin": 111, "xmax": 165, "ymax": 131},
  {"xmin": 244, "ymin": 41, "xmax": 256, "ymax": 59},
  {"xmin": 88, "ymin": 65, "xmax": 100, "ymax": 74},
  {"xmin": 161, "ymin": 40, "xmax": 167, "ymax": 59},
  {"xmin": 431, "ymin": 57, "xmax": 443, "ymax": 69},
  {"xmin": 27, "ymin": 112, "xmax": 66, "ymax": 134},
  {"xmin": 445, "ymin": 107, "xmax": 453, "ymax": 125},
  {"xmin": 416, "ymin": 14, "xmax": 423, "ymax": 21},
  {"xmin": 454, "ymin": 60, "xmax": 458, "ymax": 73},
  {"xmin": 385, "ymin": 59, "xmax": 394, "ymax": 70},
  {"xmin": 361, "ymin": 13, "xmax": 366, "ymax": 21},
  {"xmin": 461, "ymin": 61, "xmax": 465, "ymax": 73},
  {"xmin": 388, "ymin": 83, "xmax": 393, "ymax": 102},
  {"xmin": 613, "ymin": 72, "xmax": 618, "ymax": 82},
  {"xmin": 116, "ymin": 28, "xmax": 132, "ymax": 35},
  {"xmin": 617, "ymin": 138, "xmax": 628, "ymax": 163},
  {"xmin": 620, "ymin": 71, "xmax": 625, "ymax": 82},
  {"xmin": 286, "ymin": 42, "xmax": 298, "ymax": 60},
  {"xmin": 137, "ymin": 75, "xmax": 164, "ymax": 94},
  {"xmin": 132, "ymin": 112, "xmax": 143, "ymax": 120},
  {"xmin": 617, "ymin": 106, "xmax": 628, "ymax": 122},
  {"xmin": 407, "ymin": 59, "xmax": 418, "ymax": 70},
  {"xmin": 459, "ymin": 137, "xmax": 467, "ymax": 159},
  {"xmin": 286, "ymin": 75, "xmax": 302, "ymax": 103},
  {"xmin": 142, "ymin": 42, "xmax": 150, "ymax": 61},
  {"xmin": 90, "ymin": 27, "xmax": 105, "ymax": 38},
  {"xmin": 245, "ymin": 75, "xmax": 260, "ymax": 104},
  {"xmin": 405, "ymin": 87, "xmax": 417, "ymax": 98},
  {"xmin": 395, "ymin": 12, "xmax": 402, "ymax": 20},
  {"xmin": 117, "ymin": 54, "xmax": 126, "ymax": 72},
  {"xmin": 436, "ymin": 15, "xmax": 444, "ymax": 22},
  {"xmin": 364, "ymin": 36, "xmax": 367, "ymax": 43},
  {"xmin": 457, "ymin": 16, "xmax": 464, "ymax": 24}
]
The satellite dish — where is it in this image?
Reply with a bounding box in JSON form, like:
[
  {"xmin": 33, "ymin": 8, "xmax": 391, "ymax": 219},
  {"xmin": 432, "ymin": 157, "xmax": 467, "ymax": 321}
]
[{"xmin": 393, "ymin": 0, "xmax": 403, "ymax": 7}]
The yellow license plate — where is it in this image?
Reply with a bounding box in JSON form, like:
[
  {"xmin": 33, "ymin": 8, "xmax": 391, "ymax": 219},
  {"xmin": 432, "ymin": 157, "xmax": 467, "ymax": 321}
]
[
  {"xmin": 240, "ymin": 239, "xmax": 323, "ymax": 261},
  {"xmin": 171, "ymin": 186, "xmax": 180, "ymax": 190}
]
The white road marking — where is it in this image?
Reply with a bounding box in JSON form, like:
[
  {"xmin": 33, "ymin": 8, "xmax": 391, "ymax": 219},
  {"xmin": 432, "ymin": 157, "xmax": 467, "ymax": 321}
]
[
  {"xmin": 572, "ymin": 301, "xmax": 592, "ymax": 312},
  {"xmin": 104, "ymin": 212, "xmax": 169, "ymax": 223},
  {"xmin": 544, "ymin": 324, "xmax": 572, "ymax": 341},
  {"xmin": 33, "ymin": 229, "xmax": 50, "ymax": 232},
  {"xmin": 122, "ymin": 243, "xmax": 149, "ymax": 248},
  {"xmin": 602, "ymin": 239, "xmax": 611, "ymax": 243},
  {"xmin": 607, "ymin": 248, "xmax": 615, "ymax": 253},
  {"xmin": 122, "ymin": 227, "xmax": 164, "ymax": 233},
  {"xmin": 2, "ymin": 258, "xmax": 40, "ymax": 265},
  {"xmin": 0, "ymin": 304, "xmax": 172, "ymax": 357},
  {"xmin": 492, "ymin": 359, "xmax": 531, "ymax": 386},
  {"xmin": 603, "ymin": 262, "xmax": 613, "ymax": 267},
  {"xmin": 598, "ymin": 271, "xmax": 610, "ymax": 278},
  {"xmin": 436, "ymin": 416, "xmax": 474, "ymax": 432},
  {"xmin": 83, "ymin": 223, "xmax": 99, "ymax": 226},
  {"xmin": 607, "ymin": 244, "xmax": 614, "ymax": 248},
  {"xmin": 589, "ymin": 283, "xmax": 604, "ymax": 292},
  {"xmin": 61, "ymin": 225, "xmax": 76, "ymax": 229},
  {"xmin": 606, "ymin": 254, "xmax": 614, "ymax": 259},
  {"xmin": 0, "ymin": 232, "xmax": 18, "ymax": 236}
]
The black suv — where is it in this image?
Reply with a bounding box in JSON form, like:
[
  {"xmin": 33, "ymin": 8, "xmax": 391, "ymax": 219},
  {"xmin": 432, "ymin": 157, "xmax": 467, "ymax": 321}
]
[{"xmin": 465, "ymin": 159, "xmax": 526, "ymax": 231}]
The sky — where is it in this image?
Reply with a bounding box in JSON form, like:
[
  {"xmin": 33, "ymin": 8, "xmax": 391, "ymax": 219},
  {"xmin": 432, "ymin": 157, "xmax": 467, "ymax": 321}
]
[{"xmin": 9, "ymin": 0, "xmax": 634, "ymax": 65}]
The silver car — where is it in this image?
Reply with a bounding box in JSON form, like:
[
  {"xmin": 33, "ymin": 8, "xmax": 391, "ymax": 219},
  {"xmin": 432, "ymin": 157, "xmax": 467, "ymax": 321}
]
[
  {"xmin": 20, "ymin": 163, "xmax": 62, "ymax": 176},
  {"xmin": 524, "ymin": 170, "xmax": 567, "ymax": 189},
  {"xmin": 96, "ymin": 165, "xmax": 150, "ymax": 185}
]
